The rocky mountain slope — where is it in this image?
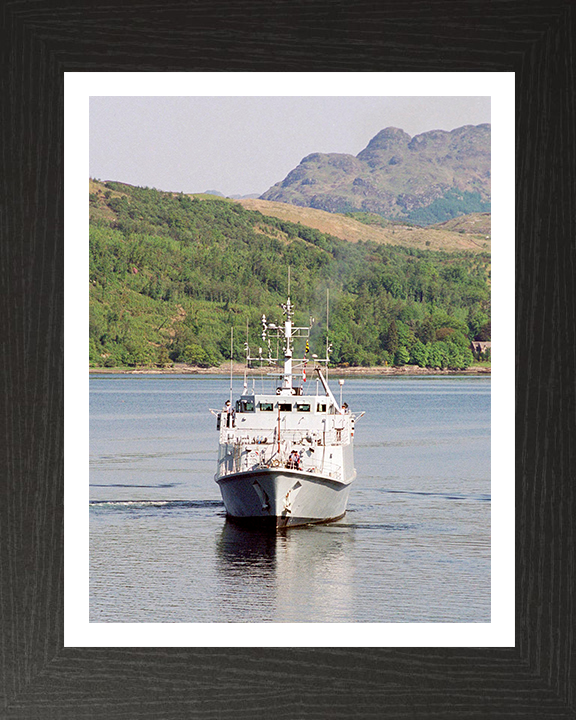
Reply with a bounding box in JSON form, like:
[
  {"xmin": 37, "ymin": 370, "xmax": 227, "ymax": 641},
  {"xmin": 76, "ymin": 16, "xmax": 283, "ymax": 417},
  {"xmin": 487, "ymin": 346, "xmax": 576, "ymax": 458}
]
[{"xmin": 260, "ymin": 124, "xmax": 490, "ymax": 225}]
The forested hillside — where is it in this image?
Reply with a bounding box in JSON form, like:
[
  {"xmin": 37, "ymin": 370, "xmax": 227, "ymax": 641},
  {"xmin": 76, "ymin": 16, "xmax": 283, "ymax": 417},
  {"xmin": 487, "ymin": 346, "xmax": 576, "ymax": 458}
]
[{"xmin": 89, "ymin": 180, "xmax": 491, "ymax": 370}]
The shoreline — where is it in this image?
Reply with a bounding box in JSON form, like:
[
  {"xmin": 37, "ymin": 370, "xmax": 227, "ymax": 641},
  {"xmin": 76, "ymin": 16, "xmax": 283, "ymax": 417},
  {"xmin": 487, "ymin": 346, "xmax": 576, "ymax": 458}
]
[{"xmin": 89, "ymin": 362, "xmax": 491, "ymax": 377}]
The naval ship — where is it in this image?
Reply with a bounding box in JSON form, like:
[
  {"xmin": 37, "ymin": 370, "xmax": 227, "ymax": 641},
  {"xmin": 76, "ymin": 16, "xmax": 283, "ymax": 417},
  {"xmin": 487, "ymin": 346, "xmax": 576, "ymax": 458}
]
[{"xmin": 213, "ymin": 295, "xmax": 363, "ymax": 528}]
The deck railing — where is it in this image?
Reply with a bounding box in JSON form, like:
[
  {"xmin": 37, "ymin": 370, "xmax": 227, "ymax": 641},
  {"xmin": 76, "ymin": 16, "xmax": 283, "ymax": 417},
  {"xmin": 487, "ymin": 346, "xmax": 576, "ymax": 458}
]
[
  {"xmin": 217, "ymin": 450, "xmax": 342, "ymax": 481},
  {"xmin": 219, "ymin": 426, "xmax": 350, "ymax": 447}
]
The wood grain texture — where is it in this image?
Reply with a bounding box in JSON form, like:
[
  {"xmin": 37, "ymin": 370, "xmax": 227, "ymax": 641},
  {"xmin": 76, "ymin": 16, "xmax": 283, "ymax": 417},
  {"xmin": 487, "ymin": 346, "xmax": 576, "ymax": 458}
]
[{"xmin": 1, "ymin": 0, "xmax": 574, "ymax": 717}]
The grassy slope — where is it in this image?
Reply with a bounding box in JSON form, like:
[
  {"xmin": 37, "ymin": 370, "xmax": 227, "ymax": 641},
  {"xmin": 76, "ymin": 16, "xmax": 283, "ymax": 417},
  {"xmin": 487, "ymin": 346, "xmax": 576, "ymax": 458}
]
[
  {"xmin": 90, "ymin": 179, "xmax": 491, "ymax": 253},
  {"xmin": 237, "ymin": 198, "xmax": 491, "ymax": 253},
  {"xmin": 431, "ymin": 212, "xmax": 491, "ymax": 237}
]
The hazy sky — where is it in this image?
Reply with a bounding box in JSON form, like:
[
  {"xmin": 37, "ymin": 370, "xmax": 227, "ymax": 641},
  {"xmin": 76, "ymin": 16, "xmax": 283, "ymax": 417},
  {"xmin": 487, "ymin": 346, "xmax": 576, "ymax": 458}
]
[{"xmin": 90, "ymin": 96, "xmax": 490, "ymax": 197}]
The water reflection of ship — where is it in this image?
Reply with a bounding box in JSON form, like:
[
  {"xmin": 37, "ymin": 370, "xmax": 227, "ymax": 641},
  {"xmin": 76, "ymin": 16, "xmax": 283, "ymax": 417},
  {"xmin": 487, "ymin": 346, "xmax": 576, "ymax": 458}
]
[
  {"xmin": 216, "ymin": 519, "xmax": 355, "ymax": 622},
  {"xmin": 217, "ymin": 520, "xmax": 280, "ymax": 568}
]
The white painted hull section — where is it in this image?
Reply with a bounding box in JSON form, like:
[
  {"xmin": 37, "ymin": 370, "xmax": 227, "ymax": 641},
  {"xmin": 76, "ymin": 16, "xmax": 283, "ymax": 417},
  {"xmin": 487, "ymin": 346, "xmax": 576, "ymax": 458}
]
[{"xmin": 217, "ymin": 467, "xmax": 354, "ymax": 527}]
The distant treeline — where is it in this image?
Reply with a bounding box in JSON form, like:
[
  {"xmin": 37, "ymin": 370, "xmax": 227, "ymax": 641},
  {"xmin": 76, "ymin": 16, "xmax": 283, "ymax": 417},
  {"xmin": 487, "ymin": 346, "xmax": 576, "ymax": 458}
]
[
  {"xmin": 89, "ymin": 182, "xmax": 491, "ymax": 370},
  {"xmin": 406, "ymin": 189, "xmax": 491, "ymax": 226}
]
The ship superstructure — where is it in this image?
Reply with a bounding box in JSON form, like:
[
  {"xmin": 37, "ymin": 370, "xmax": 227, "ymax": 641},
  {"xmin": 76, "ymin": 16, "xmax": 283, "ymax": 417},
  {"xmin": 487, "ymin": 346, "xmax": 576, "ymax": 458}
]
[{"xmin": 213, "ymin": 295, "xmax": 362, "ymax": 528}]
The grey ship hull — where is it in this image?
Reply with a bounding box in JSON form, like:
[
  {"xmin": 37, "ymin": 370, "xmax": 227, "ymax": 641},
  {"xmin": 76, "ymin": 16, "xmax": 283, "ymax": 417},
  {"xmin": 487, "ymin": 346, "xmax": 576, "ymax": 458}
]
[{"xmin": 216, "ymin": 467, "xmax": 353, "ymax": 529}]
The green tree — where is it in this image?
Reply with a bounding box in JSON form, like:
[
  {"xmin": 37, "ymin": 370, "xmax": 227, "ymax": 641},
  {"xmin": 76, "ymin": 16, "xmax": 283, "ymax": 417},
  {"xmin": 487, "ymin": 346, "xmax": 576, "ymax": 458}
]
[
  {"xmin": 385, "ymin": 320, "xmax": 399, "ymax": 356},
  {"xmin": 476, "ymin": 320, "xmax": 491, "ymax": 341},
  {"xmin": 418, "ymin": 317, "xmax": 436, "ymax": 344},
  {"xmin": 410, "ymin": 341, "xmax": 428, "ymax": 368},
  {"xmin": 89, "ymin": 338, "xmax": 101, "ymax": 367},
  {"xmin": 183, "ymin": 343, "xmax": 214, "ymax": 367},
  {"xmin": 394, "ymin": 345, "xmax": 410, "ymax": 366},
  {"xmin": 157, "ymin": 345, "xmax": 172, "ymax": 368},
  {"xmin": 125, "ymin": 338, "xmax": 155, "ymax": 366},
  {"xmin": 428, "ymin": 342, "xmax": 447, "ymax": 369}
]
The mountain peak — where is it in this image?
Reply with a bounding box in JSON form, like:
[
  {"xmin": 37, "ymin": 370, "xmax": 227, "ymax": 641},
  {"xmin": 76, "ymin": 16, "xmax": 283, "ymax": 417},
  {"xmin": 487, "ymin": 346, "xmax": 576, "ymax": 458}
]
[
  {"xmin": 358, "ymin": 126, "xmax": 409, "ymax": 153},
  {"xmin": 365, "ymin": 126, "xmax": 411, "ymax": 145},
  {"xmin": 260, "ymin": 124, "xmax": 491, "ymax": 224}
]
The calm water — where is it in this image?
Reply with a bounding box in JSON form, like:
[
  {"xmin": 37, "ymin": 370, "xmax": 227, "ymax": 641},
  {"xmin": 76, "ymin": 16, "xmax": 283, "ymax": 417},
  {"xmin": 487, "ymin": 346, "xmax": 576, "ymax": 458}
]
[{"xmin": 90, "ymin": 374, "xmax": 490, "ymax": 623}]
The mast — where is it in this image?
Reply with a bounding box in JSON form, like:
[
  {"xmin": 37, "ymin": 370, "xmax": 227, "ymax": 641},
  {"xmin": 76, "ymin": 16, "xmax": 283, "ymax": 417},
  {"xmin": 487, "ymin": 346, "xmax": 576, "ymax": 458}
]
[
  {"xmin": 244, "ymin": 317, "xmax": 248, "ymax": 389},
  {"xmin": 282, "ymin": 267, "xmax": 293, "ymax": 390},
  {"xmin": 326, "ymin": 288, "xmax": 330, "ymax": 383},
  {"xmin": 229, "ymin": 327, "xmax": 234, "ymax": 406},
  {"xmin": 248, "ymin": 273, "xmax": 317, "ymax": 393},
  {"xmin": 277, "ymin": 404, "xmax": 281, "ymax": 453},
  {"xmin": 282, "ymin": 296, "xmax": 293, "ymax": 390},
  {"xmin": 316, "ymin": 367, "xmax": 341, "ymax": 412}
]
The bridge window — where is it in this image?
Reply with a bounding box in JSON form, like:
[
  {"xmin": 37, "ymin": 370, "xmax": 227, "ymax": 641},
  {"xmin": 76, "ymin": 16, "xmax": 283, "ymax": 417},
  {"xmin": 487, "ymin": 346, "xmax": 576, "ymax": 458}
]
[
  {"xmin": 259, "ymin": 402, "xmax": 274, "ymax": 411},
  {"xmin": 296, "ymin": 403, "xmax": 311, "ymax": 412},
  {"xmin": 236, "ymin": 400, "xmax": 254, "ymax": 413},
  {"xmin": 316, "ymin": 404, "xmax": 326, "ymax": 413},
  {"xmin": 278, "ymin": 403, "xmax": 292, "ymax": 412}
]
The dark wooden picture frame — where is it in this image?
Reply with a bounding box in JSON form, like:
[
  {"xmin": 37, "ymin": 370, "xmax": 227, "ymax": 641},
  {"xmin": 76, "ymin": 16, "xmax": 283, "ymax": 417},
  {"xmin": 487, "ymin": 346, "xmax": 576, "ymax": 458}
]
[{"xmin": 2, "ymin": 2, "xmax": 574, "ymax": 717}]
